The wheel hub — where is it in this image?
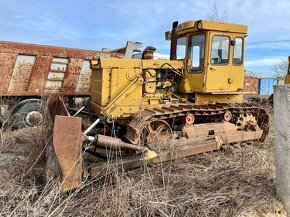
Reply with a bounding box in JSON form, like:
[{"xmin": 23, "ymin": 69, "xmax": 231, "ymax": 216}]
[{"xmin": 25, "ymin": 111, "xmax": 43, "ymax": 127}]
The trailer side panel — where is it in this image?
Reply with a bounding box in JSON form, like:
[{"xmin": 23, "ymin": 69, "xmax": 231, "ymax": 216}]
[{"xmin": 0, "ymin": 41, "xmax": 123, "ymax": 96}]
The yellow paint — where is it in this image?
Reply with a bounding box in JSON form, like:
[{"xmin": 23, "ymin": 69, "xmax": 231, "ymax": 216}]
[
  {"xmin": 285, "ymin": 75, "xmax": 290, "ymax": 84},
  {"xmin": 177, "ymin": 20, "xmax": 248, "ymax": 36},
  {"xmin": 195, "ymin": 93, "xmax": 243, "ymax": 104},
  {"xmin": 205, "ymin": 32, "xmax": 245, "ymax": 92},
  {"xmin": 285, "ymin": 56, "xmax": 290, "ymax": 84},
  {"xmin": 142, "ymin": 148, "xmax": 158, "ymax": 160},
  {"xmin": 91, "ymin": 58, "xmax": 184, "ymax": 118},
  {"xmin": 144, "ymin": 69, "xmax": 156, "ymax": 93},
  {"xmin": 90, "ymin": 19, "xmax": 248, "ymax": 120}
]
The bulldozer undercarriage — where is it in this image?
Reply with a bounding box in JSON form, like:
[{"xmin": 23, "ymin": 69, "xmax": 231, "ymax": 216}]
[
  {"xmin": 125, "ymin": 103, "xmax": 269, "ymax": 144},
  {"xmin": 49, "ymin": 97, "xmax": 269, "ymax": 191}
]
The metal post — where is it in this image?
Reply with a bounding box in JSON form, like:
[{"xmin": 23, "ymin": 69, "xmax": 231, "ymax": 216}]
[
  {"xmin": 73, "ymin": 106, "xmax": 85, "ymax": 117},
  {"xmin": 84, "ymin": 118, "xmax": 100, "ymax": 135}
]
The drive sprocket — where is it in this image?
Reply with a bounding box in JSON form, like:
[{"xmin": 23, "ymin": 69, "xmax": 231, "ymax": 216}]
[{"xmin": 236, "ymin": 113, "xmax": 259, "ymax": 131}]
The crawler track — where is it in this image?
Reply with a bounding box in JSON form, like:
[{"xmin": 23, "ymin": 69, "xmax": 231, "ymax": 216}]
[{"xmin": 125, "ymin": 103, "xmax": 269, "ymax": 144}]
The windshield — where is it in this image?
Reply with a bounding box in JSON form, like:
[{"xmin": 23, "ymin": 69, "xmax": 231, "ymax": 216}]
[{"xmin": 188, "ymin": 33, "xmax": 205, "ymax": 73}]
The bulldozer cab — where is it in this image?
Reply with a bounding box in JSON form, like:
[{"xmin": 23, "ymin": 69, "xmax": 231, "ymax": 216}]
[{"xmin": 171, "ymin": 20, "xmax": 247, "ymax": 94}]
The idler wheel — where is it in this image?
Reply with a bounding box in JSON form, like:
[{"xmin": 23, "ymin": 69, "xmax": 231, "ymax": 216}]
[
  {"xmin": 185, "ymin": 113, "xmax": 195, "ymax": 125},
  {"xmin": 224, "ymin": 111, "xmax": 232, "ymax": 122}
]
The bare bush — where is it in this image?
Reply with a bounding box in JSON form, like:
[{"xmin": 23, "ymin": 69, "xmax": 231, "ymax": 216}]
[
  {"xmin": 206, "ymin": 4, "xmax": 227, "ymax": 22},
  {"xmin": 272, "ymin": 57, "xmax": 288, "ymax": 78}
]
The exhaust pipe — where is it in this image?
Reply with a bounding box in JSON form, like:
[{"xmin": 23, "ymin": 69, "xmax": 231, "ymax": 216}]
[{"xmin": 170, "ymin": 21, "xmax": 178, "ymax": 60}]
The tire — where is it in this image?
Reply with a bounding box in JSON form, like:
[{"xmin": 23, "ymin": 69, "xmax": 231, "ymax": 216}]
[{"xmin": 12, "ymin": 100, "xmax": 44, "ymax": 129}]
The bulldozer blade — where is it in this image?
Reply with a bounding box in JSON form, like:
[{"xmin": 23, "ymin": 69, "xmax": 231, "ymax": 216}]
[
  {"xmin": 53, "ymin": 115, "xmax": 83, "ymax": 191},
  {"xmin": 48, "ymin": 95, "xmax": 70, "ymax": 119}
]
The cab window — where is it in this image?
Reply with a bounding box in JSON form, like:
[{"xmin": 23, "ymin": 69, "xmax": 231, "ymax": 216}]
[
  {"xmin": 233, "ymin": 38, "xmax": 243, "ymax": 65},
  {"xmin": 211, "ymin": 36, "xmax": 229, "ymax": 65},
  {"xmin": 176, "ymin": 37, "xmax": 186, "ymax": 59},
  {"xmin": 188, "ymin": 33, "xmax": 205, "ymax": 73}
]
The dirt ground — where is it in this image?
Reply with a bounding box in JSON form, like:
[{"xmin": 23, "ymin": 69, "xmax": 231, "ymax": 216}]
[{"xmin": 0, "ymin": 108, "xmax": 287, "ymax": 217}]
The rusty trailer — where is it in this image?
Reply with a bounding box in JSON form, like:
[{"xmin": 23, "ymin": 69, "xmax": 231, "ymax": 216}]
[
  {"xmin": 0, "ymin": 41, "xmax": 128, "ymax": 128},
  {"xmin": 0, "ymin": 41, "xmax": 124, "ymax": 97}
]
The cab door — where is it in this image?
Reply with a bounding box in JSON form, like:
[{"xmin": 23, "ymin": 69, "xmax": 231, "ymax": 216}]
[
  {"xmin": 205, "ymin": 33, "xmax": 231, "ymax": 91},
  {"xmin": 229, "ymin": 35, "xmax": 245, "ymax": 91}
]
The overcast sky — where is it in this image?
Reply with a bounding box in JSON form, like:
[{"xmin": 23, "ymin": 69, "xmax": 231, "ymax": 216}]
[{"xmin": 0, "ymin": 0, "xmax": 289, "ymax": 76}]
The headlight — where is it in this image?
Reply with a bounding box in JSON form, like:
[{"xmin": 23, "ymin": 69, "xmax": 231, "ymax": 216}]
[{"xmin": 196, "ymin": 20, "xmax": 203, "ymax": 30}]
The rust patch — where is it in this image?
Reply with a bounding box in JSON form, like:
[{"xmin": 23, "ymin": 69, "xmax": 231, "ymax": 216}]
[
  {"xmin": 62, "ymin": 58, "xmax": 83, "ymax": 94},
  {"xmin": 48, "ymin": 95, "xmax": 70, "ymax": 119},
  {"xmin": 0, "ymin": 41, "xmax": 124, "ymax": 97},
  {"xmin": 53, "ymin": 115, "xmax": 83, "ymax": 191},
  {"xmin": 244, "ymin": 76, "xmax": 259, "ymax": 94},
  {"xmin": 76, "ymin": 60, "xmax": 92, "ymax": 92},
  {"xmin": 8, "ymin": 59, "xmax": 35, "ymax": 92},
  {"xmin": 27, "ymin": 56, "xmax": 53, "ymax": 95},
  {"xmin": 0, "ymin": 41, "xmax": 124, "ymax": 60},
  {"xmin": 0, "ymin": 53, "xmax": 17, "ymax": 94}
]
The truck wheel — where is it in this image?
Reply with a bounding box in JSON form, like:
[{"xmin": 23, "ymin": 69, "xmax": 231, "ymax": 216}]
[{"xmin": 12, "ymin": 99, "xmax": 45, "ymax": 129}]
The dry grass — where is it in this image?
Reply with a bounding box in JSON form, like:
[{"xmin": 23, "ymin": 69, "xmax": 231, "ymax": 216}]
[{"xmin": 0, "ymin": 108, "xmax": 286, "ymax": 217}]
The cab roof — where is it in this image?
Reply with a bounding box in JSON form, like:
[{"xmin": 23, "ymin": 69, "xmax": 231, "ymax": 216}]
[{"xmin": 177, "ymin": 20, "xmax": 248, "ymax": 35}]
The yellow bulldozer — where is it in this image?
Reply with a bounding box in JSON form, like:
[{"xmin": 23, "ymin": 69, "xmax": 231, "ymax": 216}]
[{"xmin": 48, "ymin": 19, "xmax": 269, "ymax": 191}]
